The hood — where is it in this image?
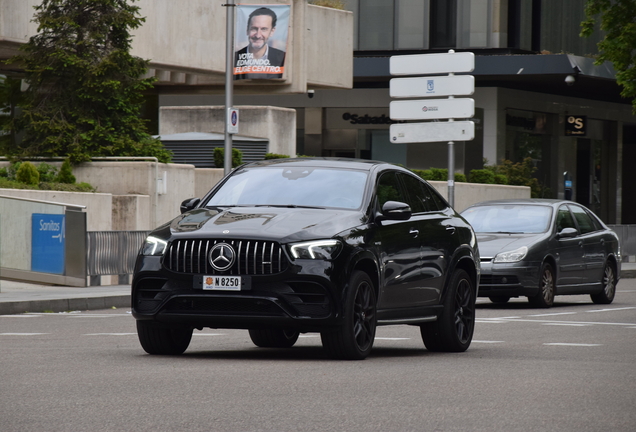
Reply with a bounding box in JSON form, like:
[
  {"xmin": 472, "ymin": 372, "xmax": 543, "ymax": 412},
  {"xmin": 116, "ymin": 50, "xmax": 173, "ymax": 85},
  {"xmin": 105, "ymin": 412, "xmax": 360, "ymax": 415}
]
[
  {"xmin": 476, "ymin": 233, "xmax": 544, "ymax": 259},
  {"xmin": 168, "ymin": 207, "xmax": 365, "ymax": 243}
]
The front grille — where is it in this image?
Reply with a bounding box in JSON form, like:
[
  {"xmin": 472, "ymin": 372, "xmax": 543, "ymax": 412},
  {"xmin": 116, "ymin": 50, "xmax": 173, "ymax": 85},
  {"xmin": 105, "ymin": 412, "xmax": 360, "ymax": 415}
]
[
  {"xmin": 164, "ymin": 239, "xmax": 287, "ymax": 275},
  {"xmin": 480, "ymin": 275, "xmax": 520, "ymax": 285}
]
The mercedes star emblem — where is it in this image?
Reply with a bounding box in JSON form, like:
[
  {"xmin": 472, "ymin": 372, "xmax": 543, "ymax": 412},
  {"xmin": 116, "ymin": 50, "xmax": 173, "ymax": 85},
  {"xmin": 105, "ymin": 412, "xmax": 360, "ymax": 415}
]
[{"xmin": 209, "ymin": 243, "xmax": 235, "ymax": 271}]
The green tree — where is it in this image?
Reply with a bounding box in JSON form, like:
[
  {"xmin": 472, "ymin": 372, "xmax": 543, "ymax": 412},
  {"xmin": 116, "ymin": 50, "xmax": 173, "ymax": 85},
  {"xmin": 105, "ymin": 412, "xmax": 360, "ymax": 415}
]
[
  {"xmin": 4, "ymin": 0, "xmax": 171, "ymax": 163},
  {"xmin": 581, "ymin": 0, "xmax": 636, "ymax": 113}
]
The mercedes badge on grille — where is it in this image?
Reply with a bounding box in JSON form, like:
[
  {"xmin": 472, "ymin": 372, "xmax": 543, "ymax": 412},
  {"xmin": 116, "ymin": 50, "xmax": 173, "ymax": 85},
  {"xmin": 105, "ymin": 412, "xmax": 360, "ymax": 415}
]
[{"xmin": 209, "ymin": 243, "xmax": 235, "ymax": 271}]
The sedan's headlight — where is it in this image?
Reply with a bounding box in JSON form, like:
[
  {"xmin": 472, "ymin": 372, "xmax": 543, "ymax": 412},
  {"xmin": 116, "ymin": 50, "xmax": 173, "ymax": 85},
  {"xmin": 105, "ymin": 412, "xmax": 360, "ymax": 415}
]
[
  {"xmin": 289, "ymin": 240, "xmax": 342, "ymax": 260},
  {"xmin": 141, "ymin": 235, "xmax": 168, "ymax": 256},
  {"xmin": 493, "ymin": 246, "xmax": 528, "ymax": 263}
]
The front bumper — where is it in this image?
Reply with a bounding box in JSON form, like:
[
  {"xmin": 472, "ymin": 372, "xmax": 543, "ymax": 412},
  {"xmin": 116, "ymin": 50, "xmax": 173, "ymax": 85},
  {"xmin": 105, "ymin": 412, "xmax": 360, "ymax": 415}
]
[
  {"xmin": 132, "ymin": 256, "xmax": 345, "ymax": 332},
  {"xmin": 477, "ymin": 261, "xmax": 541, "ymax": 298}
]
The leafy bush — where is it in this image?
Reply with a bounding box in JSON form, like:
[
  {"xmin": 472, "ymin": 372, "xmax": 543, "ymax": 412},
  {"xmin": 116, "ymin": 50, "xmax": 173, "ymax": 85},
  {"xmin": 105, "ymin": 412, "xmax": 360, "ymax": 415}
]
[
  {"xmin": 56, "ymin": 160, "xmax": 76, "ymax": 184},
  {"xmin": 493, "ymin": 174, "xmax": 508, "ymax": 185},
  {"xmin": 213, "ymin": 147, "xmax": 243, "ymax": 168},
  {"xmin": 16, "ymin": 161, "xmax": 40, "ymax": 185},
  {"xmin": 39, "ymin": 182, "xmax": 95, "ymax": 192},
  {"xmin": 412, "ymin": 168, "xmax": 465, "ymax": 182},
  {"xmin": 264, "ymin": 153, "xmax": 290, "ymax": 160},
  {"xmin": 36, "ymin": 162, "xmax": 58, "ymax": 182},
  {"xmin": 0, "ymin": 167, "xmax": 8, "ymax": 178},
  {"xmin": 469, "ymin": 169, "xmax": 495, "ymax": 184},
  {"xmin": 454, "ymin": 173, "xmax": 467, "ymax": 182}
]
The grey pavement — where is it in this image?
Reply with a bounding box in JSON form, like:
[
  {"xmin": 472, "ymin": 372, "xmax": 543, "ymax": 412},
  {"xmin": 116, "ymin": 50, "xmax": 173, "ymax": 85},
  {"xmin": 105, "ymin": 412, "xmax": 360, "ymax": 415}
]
[{"xmin": 1, "ymin": 263, "xmax": 635, "ymax": 315}]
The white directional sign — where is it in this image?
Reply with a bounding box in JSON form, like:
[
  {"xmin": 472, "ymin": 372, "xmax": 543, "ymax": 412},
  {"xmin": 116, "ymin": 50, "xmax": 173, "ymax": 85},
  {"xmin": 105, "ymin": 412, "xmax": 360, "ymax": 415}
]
[
  {"xmin": 390, "ymin": 121, "xmax": 475, "ymax": 144},
  {"xmin": 390, "ymin": 52, "xmax": 475, "ymax": 76},
  {"xmin": 390, "ymin": 98, "xmax": 474, "ymax": 120},
  {"xmin": 390, "ymin": 75, "xmax": 474, "ymax": 98}
]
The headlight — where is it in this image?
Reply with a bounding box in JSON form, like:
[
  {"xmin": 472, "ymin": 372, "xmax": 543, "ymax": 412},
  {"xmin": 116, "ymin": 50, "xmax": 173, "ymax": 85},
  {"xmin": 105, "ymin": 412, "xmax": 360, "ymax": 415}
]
[
  {"xmin": 289, "ymin": 240, "xmax": 342, "ymax": 260},
  {"xmin": 141, "ymin": 235, "xmax": 168, "ymax": 256},
  {"xmin": 494, "ymin": 246, "xmax": 528, "ymax": 263}
]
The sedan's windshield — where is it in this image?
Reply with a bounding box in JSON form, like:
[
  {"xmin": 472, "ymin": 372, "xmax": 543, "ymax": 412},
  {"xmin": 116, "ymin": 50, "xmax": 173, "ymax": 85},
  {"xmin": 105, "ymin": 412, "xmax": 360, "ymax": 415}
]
[
  {"xmin": 205, "ymin": 166, "xmax": 369, "ymax": 210},
  {"xmin": 462, "ymin": 204, "xmax": 553, "ymax": 234}
]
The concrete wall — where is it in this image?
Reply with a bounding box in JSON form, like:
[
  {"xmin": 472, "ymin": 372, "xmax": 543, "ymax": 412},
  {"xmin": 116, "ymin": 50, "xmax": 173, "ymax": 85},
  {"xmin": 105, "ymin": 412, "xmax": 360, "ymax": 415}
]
[
  {"xmin": 159, "ymin": 105, "xmax": 297, "ymax": 157},
  {"xmin": 429, "ymin": 181, "xmax": 531, "ymax": 213},
  {"xmin": 195, "ymin": 168, "xmax": 225, "ymax": 199}
]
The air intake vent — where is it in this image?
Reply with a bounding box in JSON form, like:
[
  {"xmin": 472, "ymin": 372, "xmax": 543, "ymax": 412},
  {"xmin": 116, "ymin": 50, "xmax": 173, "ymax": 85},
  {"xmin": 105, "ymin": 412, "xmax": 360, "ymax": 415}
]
[{"xmin": 164, "ymin": 239, "xmax": 287, "ymax": 275}]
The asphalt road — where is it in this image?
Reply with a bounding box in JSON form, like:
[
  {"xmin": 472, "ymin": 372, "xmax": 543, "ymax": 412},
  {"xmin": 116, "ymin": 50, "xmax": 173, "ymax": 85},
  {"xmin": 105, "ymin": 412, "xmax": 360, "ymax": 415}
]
[{"xmin": 2, "ymin": 281, "xmax": 635, "ymax": 432}]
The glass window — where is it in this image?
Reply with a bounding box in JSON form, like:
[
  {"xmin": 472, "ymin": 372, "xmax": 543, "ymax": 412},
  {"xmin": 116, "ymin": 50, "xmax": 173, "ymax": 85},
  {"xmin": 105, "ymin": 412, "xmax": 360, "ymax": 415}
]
[
  {"xmin": 556, "ymin": 206, "xmax": 576, "ymax": 232},
  {"xmin": 399, "ymin": 173, "xmax": 429, "ymax": 213},
  {"xmin": 423, "ymin": 183, "xmax": 449, "ymax": 211},
  {"xmin": 569, "ymin": 205, "xmax": 597, "ymax": 234},
  {"xmin": 376, "ymin": 172, "xmax": 405, "ymax": 208},
  {"xmin": 462, "ymin": 204, "xmax": 552, "ymax": 234},
  {"xmin": 430, "ymin": 0, "xmax": 457, "ymax": 48},
  {"xmin": 205, "ymin": 167, "xmax": 368, "ymax": 210},
  {"xmin": 359, "ymin": 0, "xmax": 394, "ymax": 50},
  {"xmin": 396, "ymin": 0, "xmax": 426, "ymax": 49}
]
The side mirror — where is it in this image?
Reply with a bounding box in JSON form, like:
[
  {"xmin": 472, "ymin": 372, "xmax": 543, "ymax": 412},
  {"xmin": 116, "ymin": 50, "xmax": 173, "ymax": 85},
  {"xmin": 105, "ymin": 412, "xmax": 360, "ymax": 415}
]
[
  {"xmin": 376, "ymin": 201, "xmax": 412, "ymax": 223},
  {"xmin": 180, "ymin": 197, "xmax": 200, "ymax": 214},
  {"xmin": 557, "ymin": 227, "xmax": 578, "ymax": 239}
]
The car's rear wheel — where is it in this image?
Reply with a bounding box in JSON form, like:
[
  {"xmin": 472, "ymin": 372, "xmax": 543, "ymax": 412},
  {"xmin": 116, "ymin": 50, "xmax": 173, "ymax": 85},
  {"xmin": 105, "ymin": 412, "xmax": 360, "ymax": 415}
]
[
  {"xmin": 321, "ymin": 270, "xmax": 376, "ymax": 360},
  {"xmin": 248, "ymin": 328, "xmax": 299, "ymax": 348},
  {"xmin": 421, "ymin": 269, "xmax": 475, "ymax": 352},
  {"xmin": 528, "ymin": 262, "xmax": 555, "ymax": 308},
  {"xmin": 591, "ymin": 262, "xmax": 616, "ymax": 304},
  {"xmin": 489, "ymin": 296, "xmax": 510, "ymax": 304},
  {"xmin": 136, "ymin": 320, "xmax": 193, "ymax": 355}
]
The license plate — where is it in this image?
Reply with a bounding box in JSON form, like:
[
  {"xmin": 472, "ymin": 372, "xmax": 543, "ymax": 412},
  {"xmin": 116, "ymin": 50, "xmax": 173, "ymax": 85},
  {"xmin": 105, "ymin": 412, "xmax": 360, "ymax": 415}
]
[{"xmin": 202, "ymin": 275, "xmax": 242, "ymax": 291}]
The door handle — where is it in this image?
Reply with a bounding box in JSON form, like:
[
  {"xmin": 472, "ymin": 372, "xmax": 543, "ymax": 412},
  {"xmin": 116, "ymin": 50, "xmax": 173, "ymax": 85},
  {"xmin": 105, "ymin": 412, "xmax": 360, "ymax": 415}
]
[
  {"xmin": 409, "ymin": 228, "xmax": 419, "ymax": 238},
  {"xmin": 446, "ymin": 226, "xmax": 456, "ymax": 235}
]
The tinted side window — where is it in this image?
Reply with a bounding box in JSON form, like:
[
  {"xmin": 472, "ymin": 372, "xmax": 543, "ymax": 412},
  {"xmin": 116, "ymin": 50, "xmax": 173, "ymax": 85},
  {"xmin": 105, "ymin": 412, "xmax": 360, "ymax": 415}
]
[
  {"xmin": 376, "ymin": 172, "xmax": 406, "ymax": 208},
  {"xmin": 556, "ymin": 206, "xmax": 576, "ymax": 232},
  {"xmin": 423, "ymin": 183, "xmax": 449, "ymax": 211},
  {"xmin": 399, "ymin": 173, "xmax": 429, "ymax": 213},
  {"xmin": 569, "ymin": 205, "xmax": 596, "ymax": 234}
]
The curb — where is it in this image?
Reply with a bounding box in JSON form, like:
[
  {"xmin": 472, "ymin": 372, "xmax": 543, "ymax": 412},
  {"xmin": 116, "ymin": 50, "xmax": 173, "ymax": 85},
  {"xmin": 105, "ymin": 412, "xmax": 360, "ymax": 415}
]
[{"xmin": 0, "ymin": 295, "xmax": 130, "ymax": 315}]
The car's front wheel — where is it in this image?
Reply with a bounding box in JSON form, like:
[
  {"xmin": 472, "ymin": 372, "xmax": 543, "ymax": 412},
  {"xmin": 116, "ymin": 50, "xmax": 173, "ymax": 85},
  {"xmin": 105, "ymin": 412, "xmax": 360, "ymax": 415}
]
[
  {"xmin": 248, "ymin": 328, "xmax": 299, "ymax": 348},
  {"xmin": 136, "ymin": 320, "xmax": 193, "ymax": 355},
  {"xmin": 528, "ymin": 262, "xmax": 555, "ymax": 308},
  {"xmin": 321, "ymin": 270, "xmax": 377, "ymax": 360},
  {"xmin": 421, "ymin": 269, "xmax": 476, "ymax": 352},
  {"xmin": 591, "ymin": 262, "xmax": 616, "ymax": 304}
]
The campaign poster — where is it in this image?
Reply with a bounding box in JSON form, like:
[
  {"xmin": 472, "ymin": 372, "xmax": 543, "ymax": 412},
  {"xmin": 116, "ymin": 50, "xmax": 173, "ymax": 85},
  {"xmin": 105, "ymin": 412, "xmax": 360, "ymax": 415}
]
[{"xmin": 234, "ymin": 4, "xmax": 290, "ymax": 80}]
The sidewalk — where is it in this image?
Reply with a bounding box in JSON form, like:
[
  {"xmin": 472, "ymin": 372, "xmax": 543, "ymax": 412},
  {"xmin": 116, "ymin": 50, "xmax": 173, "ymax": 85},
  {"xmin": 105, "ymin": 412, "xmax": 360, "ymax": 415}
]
[{"xmin": 2, "ymin": 263, "xmax": 636, "ymax": 315}]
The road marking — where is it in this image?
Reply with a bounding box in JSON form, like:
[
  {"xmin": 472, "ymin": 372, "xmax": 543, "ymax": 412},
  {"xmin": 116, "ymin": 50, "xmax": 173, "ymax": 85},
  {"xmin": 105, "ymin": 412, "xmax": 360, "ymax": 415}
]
[
  {"xmin": 542, "ymin": 323, "xmax": 590, "ymax": 327},
  {"xmin": 478, "ymin": 318, "xmax": 636, "ymax": 327},
  {"xmin": 472, "ymin": 340, "xmax": 505, "ymax": 344},
  {"xmin": 375, "ymin": 337, "xmax": 411, "ymax": 341},
  {"xmin": 529, "ymin": 312, "xmax": 577, "ymax": 317},
  {"xmin": 1, "ymin": 333, "xmax": 49, "ymax": 336},
  {"xmin": 83, "ymin": 333, "xmax": 136, "ymax": 336},
  {"xmin": 544, "ymin": 343, "xmax": 602, "ymax": 347},
  {"xmin": 476, "ymin": 319, "xmax": 507, "ymax": 324},
  {"xmin": 0, "ymin": 315, "xmax": 41, "ymax": 318},
  {"xmin": 586, "ymin": 307, "xmax": 636, "ymax": 313}
]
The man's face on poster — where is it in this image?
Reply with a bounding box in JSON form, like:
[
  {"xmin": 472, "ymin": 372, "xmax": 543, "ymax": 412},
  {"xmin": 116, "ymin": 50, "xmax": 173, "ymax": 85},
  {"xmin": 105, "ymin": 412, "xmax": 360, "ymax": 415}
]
[{"xmin": 247, "ymin": 14, "xmax": 276, "ymax": 52}]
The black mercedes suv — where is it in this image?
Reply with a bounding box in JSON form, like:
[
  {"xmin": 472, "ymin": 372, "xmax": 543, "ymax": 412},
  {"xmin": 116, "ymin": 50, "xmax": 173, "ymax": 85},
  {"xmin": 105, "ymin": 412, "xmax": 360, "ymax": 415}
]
[{"xmin": 132, "ymin": 158, "xmax": 479, "ymax": 359}]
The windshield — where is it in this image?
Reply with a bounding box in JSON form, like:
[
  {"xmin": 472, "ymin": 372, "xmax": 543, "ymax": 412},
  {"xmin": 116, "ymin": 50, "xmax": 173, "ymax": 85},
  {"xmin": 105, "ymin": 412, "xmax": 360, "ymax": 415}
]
[
  {"xmin": 205, "ymin": 166, "xmax": 369, "ymax": 210},
  {"xmin": 462, "ymin": 204, "xmax": 553, "ymax": 234}
]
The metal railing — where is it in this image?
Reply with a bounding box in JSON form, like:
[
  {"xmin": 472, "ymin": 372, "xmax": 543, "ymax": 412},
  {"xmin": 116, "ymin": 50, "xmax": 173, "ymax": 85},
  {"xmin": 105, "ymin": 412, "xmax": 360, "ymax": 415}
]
[{"xmin": 87, "ymin": 231, "xmax": 150, "ymax": 277}]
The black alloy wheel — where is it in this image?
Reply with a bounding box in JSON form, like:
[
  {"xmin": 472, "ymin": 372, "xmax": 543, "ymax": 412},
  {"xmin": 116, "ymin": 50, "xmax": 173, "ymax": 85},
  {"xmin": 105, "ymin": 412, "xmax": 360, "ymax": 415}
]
[
  {"xmin": 591, "ymin": 262, "xmax": 616, "ymax": 304},
  {"xmin": 528, "ymin": 262, "xmax": 555, "ymax": 308},
  {"xmin": 136, "ymin": 320, "xmax": 193, "ymax": 355},
  {"xmin": 321, "ymin": 270, "xmax": 377, "ymax": 360},
  {"xmin": 421, "ymin": 269, "xmax": 476, "ymax": 352},
  {"xmin": 248, "ymin": 328, "xmax": 300, "ymax": 348}
]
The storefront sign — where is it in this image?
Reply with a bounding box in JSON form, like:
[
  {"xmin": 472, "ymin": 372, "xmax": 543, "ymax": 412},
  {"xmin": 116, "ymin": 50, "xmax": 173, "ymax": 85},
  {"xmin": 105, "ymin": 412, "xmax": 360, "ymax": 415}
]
[
  {"xmin": 565, "ymin": 115, "xmax": 587, "ymax": 136},
  {"xmin": 326, "ymin": 109, "xmax": 404, "ymax": 129}
]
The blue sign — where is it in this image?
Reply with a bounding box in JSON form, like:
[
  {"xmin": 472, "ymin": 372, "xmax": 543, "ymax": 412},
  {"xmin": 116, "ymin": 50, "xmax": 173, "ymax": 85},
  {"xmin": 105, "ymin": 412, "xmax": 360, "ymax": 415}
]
[
  {"xmin": 427, "ymin": 79, "xmax": 435, "ymax": 93},
  {"xmin": 31, "ymin": 214, "xmax": 65, "ymax": 274}
]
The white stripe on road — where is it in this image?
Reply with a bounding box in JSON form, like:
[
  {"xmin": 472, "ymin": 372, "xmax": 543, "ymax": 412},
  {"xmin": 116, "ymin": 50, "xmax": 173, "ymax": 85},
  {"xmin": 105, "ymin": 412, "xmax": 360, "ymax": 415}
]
[
  {"xmin": 83, "ymin": 333, "xmax": 136, "ymax": 336},
  {"xmin": 1, "ymin": 333, "xmax": 48, "ymax": 336},
  {"xmin": 542, "ymin": 323, "xmax": 590, "ymax": 327},
  {"xmin": 586, "ymin": 307, "xmax": 636, "ymax": 313},
  {"xmin": 472, "ymin": 340, "xmax": 505, "ymax": 344},
  {"xmin": 544, "ymin": 343, "xmax": 602, "ymax": 347},
  {"xmin": 529, "ymin": 312, "xmax": 577, "ymax": 317}
]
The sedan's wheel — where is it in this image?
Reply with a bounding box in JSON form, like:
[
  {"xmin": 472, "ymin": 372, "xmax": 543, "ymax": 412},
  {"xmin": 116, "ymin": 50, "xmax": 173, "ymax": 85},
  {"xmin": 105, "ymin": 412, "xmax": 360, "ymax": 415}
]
[
  {"xmin": 248, "ymin": 328, "xmax": 300, "ymax": 348},
  {"xmin": 591, "ymin": 263, "xmax": 616, "ymax": 304},
  {"xmin": 321, "ymin": 270, "xmax": 376, "ymax": 360},
  {"xmin": 421, "ymin": 269, "xmax": 476, "ymax": 352},
  {"xmin": 528, "ymin": 262, "xmax": 555, "ymax": 308},
  {"xmin": 136, "ymin": 320, "xmax": 192, "ymax": 355},
  {"xmin": 489, "ymin": 296, "xmax": 510, "ymax": 304}
]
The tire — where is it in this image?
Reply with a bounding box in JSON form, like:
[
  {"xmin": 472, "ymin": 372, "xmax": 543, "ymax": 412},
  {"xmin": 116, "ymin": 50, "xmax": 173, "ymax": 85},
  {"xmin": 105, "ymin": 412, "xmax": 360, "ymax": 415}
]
[
  {"xmin": 421, "ymin": 269, "xmax": 476, "ymax": 352},
  {"xmin": 248, "ymin": 328, "xmax": 299, "ymax": 348},
  {"xmin": 489, "ymin": 296, "xmax": 510, "ymax": 304},
  {"xmin": 321, "ymin": 270, "xmax": 377, "ymax": 360},
  {"xmin": 136, "ymin": 320, "xmax": 193, "ymax": 355},
  {"xmin": 591, "ymin": 262, "xmax": 616, "ymax": 304},
  {"xmin": 528, "ymin": 262, "xmax": 555, "ymax": 308}
]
